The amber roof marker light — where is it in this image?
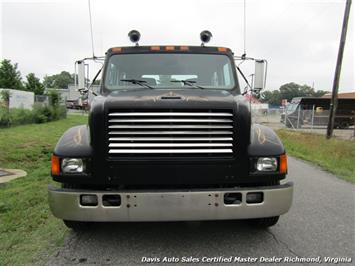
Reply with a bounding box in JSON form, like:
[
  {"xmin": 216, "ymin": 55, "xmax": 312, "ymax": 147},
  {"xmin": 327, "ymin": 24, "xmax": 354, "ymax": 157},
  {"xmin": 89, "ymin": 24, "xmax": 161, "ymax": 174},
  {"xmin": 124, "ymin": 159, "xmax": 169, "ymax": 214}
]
[
  {"xmin": 150, "ymin": 46, "xmax": 160, "ymax": 51},
  {"xmin": 165, "ymin": 46, "xmax": 175, "ymax": 51},
  {"xmin": 218, "ymin": 47, "xmax": 227, "ymax": 52},
  {"xmin": 200, "ymin": 30, "xmax": 212, "ymax": 46},
  {"xmin": 111, "ymin": 47, "xmax": 122, "ymax": 53},
  {"xmin": 128, "ymin": 30, "xmax": 141, "ymax": 46}
]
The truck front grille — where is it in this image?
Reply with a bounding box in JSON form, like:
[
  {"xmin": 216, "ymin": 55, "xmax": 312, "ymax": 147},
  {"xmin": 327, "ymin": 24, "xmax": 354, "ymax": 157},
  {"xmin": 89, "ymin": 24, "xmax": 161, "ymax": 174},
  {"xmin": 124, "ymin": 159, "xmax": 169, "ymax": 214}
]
[{"xmin": 107, "ymin": 110, "xmax": 235, "ymax": 157}]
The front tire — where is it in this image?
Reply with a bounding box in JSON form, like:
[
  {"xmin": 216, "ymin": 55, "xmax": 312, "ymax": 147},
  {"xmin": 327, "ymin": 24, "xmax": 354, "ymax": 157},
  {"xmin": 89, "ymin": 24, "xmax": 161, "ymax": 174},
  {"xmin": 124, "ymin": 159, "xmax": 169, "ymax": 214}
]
[
  {"xmin": 61, "ymin": 184, "xmax": 91, "ymax": 231},
  {"xmin": 63, "ymin": 220, "xmax": 90, "ymax": 231},
  {"xmin": 248, "ymin": 216, "xmax": 280, "ymax": 227},
  {"xmin": 246, "ymin": 180, "xmax": 280, "ymax": 227}
]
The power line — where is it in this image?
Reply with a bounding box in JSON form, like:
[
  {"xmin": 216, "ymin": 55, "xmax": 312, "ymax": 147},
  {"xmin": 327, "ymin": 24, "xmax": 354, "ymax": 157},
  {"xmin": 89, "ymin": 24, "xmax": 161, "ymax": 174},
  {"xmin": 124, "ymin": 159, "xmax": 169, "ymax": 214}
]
[
  {"xmin": 88, "ymin": 0, "xmax": 95, "ymax": 58},
  {"xmin": 243, "ymin": 0, "xmax": 247, "ymax": 56}
]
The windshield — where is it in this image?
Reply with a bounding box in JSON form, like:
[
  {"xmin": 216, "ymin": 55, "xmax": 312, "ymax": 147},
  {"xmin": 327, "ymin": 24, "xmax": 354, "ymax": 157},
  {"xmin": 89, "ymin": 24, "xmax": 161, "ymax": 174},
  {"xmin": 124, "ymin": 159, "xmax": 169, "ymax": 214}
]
[
  {"xmin": 104, "ymin": 53, "xmax": 236, "ymax": 91},
  {"xmin": 286, "ymin": 103, "xmax": 298, "ymax": 113}
]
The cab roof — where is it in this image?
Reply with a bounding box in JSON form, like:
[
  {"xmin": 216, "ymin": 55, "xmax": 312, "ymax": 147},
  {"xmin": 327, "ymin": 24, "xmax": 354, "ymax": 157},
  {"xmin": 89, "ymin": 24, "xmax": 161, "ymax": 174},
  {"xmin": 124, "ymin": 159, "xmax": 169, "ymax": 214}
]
[{"xmin": 107, "ymin": 46, "xmax": 233, "ymax": 55}]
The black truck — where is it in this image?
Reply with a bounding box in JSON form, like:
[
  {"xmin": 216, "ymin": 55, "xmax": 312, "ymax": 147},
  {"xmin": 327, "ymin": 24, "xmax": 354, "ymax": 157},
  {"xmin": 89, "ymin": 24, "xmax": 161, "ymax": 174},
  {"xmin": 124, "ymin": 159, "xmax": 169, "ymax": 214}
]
[{"xmin": 49, "ymin": 31, "xmax": 293, "ymax": 229}]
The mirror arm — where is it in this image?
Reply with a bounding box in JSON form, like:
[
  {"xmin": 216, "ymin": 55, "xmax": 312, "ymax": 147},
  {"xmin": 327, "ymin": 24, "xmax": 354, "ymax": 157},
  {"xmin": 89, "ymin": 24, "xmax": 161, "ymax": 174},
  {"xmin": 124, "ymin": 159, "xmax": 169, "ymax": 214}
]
[
  {"xmin": 87, "ymin": 67, "xmax": 103, "ymax": 96},
  {"xmin": 236, "ymin": 66, "xmax": 253, "ymax": 93}
]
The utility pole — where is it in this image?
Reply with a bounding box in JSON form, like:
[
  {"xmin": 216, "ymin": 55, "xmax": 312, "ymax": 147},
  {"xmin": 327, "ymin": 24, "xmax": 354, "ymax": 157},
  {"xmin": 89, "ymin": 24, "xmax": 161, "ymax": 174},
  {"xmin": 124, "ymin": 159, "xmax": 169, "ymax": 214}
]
[{"xmin": 326, "ymin": 0, "xmax": 352, "ymax": 139}]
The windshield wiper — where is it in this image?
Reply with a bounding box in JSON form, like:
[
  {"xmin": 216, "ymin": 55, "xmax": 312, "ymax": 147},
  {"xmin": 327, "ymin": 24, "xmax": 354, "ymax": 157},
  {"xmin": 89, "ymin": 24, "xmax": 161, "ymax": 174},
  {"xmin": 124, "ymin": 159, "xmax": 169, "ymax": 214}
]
[
  {"xmin": 120, "ymin": 79, "xmax": 154, "ymax": 89},
  {"xmin": 170, "ymin": 80, "xmax": 205, "ymax": 89}
]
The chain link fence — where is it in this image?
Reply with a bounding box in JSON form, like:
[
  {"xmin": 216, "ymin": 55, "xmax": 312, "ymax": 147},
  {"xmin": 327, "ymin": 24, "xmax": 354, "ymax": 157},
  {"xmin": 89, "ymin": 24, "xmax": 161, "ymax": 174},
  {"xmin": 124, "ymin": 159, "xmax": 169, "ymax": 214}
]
[
  {"xmin": 34, "ymin": 95, "xmax": 49, "ymax": 105},
  {"xmin": 252, "ymin": 107, "xmax": 355, "ymax": 140}
]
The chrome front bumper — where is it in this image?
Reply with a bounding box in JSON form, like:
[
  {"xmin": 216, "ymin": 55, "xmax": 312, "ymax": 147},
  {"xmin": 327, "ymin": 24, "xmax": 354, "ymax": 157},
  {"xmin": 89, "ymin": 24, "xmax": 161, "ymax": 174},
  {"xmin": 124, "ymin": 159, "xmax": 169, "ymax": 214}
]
[{"xmin": 48, "ymin": 182, "xmax": 293, "ymax": 222}]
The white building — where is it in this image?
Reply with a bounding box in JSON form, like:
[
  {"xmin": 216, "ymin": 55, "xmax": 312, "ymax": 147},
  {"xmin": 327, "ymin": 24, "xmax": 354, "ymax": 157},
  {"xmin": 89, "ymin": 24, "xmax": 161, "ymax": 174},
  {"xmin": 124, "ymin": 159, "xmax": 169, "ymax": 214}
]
[{"xmin": 0, "ymin": 88, "xmax": 34, "ymax": 109}]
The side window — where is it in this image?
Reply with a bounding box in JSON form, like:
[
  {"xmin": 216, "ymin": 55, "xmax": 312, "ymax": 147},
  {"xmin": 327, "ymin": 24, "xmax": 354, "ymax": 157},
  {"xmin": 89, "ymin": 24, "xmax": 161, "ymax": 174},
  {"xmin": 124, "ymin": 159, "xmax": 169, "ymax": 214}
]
[
  {"xmin": 223, "ymin": 63, "xmax": 231, "ymax": 86},
  {"xmin": 107, "ymin": 63, "xmax": 118, "ymax": 86}
]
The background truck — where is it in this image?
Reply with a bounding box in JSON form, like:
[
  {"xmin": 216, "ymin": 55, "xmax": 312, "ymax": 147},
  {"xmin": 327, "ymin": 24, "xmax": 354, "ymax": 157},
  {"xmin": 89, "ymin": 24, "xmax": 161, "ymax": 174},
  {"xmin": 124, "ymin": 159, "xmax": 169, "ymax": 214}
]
[{"xmin": 49, "ymin": 31, "xmax": 293, "ymax": 230}]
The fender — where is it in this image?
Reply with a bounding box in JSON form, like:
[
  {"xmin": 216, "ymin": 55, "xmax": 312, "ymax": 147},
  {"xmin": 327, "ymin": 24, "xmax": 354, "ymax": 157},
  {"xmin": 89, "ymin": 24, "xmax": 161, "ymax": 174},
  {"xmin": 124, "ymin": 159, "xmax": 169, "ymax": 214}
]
[
  {"xmin": 53, "ymin": 125, "xmax": 92, "ymax": 158},
  {"xmin": 248, "ymin": 124, "xmax": 285, "ymax": 156}
]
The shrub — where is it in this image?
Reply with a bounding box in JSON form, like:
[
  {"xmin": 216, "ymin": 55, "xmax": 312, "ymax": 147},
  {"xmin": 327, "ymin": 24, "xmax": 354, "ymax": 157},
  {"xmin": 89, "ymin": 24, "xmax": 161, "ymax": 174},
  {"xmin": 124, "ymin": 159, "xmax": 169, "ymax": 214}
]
[
  {"xmin": 0, "ymin": 104, "xmax": 67, "ymax": 127},
  {"xmin": 32, "ymin": 105, "xmax": 49, "ymax": 123},
  {"xmin": 0, "ymin": 108, "xmax": 10, "ymax": 127},
  {"xmin": 52, "ymin": 105, "xmax": 67, "ymax": 120},
  {"xmin": 10, "ymin": 108, "xmax": 34, "ymax": 125},
  {"xmin": 48, "ymin": 90, "xmax": 60, "ymax": 107}
]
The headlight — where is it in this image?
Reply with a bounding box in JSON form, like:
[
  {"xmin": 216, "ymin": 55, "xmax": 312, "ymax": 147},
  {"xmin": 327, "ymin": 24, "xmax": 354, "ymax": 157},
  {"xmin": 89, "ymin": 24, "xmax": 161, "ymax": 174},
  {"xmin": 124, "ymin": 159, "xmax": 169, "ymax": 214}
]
[
  {"xmin": 256, "ymin": 157, "xmax": 277, "ymax": 172},
  {"xmin": 61, "ymin": 158, "xmax": 84, "ymax": 174}
]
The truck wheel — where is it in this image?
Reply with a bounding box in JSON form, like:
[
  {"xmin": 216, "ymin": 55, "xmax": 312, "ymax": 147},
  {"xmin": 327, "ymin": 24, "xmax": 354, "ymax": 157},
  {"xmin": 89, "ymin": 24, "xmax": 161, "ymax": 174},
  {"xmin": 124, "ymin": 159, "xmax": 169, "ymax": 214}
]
[
  {"xmin": 248, "ymin": 216, "xmax": 279, "ymax": 227},
  {"xmin": 63, "ymin": 220, "xmax": 90, "ymax": 231}
]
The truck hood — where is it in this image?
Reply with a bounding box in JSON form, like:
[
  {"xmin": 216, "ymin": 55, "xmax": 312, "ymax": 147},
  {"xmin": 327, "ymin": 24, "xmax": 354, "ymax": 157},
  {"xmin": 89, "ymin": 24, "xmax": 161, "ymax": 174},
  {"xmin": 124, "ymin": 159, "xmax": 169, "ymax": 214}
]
[{"xmin": 103, "ymin": 89, "xmax": 239, "ymax": 110}]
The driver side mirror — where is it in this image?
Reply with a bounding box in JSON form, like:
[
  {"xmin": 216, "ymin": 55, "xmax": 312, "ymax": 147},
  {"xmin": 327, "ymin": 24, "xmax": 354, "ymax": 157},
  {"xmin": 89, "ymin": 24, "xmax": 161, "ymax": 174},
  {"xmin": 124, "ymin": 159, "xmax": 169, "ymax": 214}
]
[
  {"xmin": 254, "ymin": 60, "xmax": 267, "ymax": 90},
  {"xmin": 78, "ymin": 87, "xmax": 88, "ymax": 95}
]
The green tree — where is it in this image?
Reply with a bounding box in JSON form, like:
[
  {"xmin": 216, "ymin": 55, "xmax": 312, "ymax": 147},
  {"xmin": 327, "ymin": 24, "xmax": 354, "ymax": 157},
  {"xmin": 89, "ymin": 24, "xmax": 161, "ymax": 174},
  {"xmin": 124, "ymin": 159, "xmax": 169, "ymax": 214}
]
[
  {"xmin": 279, "ymin": 82, "xmax": 307, "ymax": 101},
  {"xmin": 0, "ymin": 59, "xmax": 23, "ymax": 90},
  {"xmin": 261, "ymin": 90, "xmax": 282, "ymax": 106},
  {"xmin": 261, "ymin": 83, "xmax": 328, "ymax": 105},
  {"xmin": 312, "ymin": 90, "xmax": 328, "ymax": 97},
  {"xmin": 25, "ymin": 73, "xmax": 45, "ymax": 95},
  {"xmin": 43, "ymin": 71, "xmax": 74, "ymax": 89}
]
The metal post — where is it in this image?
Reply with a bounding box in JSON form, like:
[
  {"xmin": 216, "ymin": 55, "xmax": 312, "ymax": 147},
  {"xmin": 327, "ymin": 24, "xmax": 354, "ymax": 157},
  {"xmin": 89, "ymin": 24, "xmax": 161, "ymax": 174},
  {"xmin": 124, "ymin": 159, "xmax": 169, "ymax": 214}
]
[
  {"xmin": 249, "ymin": 74, "xmax": 254, "ymax": 122},
  {"xmin": 311, "ymin": 105, "xmax": 315, "ymax": 131},
  {"xmin": 74, "ymin": 62, "xmax": 77, "ymax": 88},
  {"xmin": 326, "ymin": 0, "xmax": 352, "ymax": 139},
  {"xmin": 297, "ymin": 105, "xmax": 301, "ymax": 129}
]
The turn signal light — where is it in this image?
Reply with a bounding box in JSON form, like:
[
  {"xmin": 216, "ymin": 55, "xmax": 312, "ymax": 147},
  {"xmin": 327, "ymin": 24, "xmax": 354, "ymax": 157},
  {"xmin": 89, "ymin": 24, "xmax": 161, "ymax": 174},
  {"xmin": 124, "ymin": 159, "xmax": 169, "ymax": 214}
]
[
  {"xmin": 51, "ymin": 155, "xmax": 60, "ymax": 175},
  {"xmin": 280, "ymin": 154, "xmax": 287, "ymax": 174}
]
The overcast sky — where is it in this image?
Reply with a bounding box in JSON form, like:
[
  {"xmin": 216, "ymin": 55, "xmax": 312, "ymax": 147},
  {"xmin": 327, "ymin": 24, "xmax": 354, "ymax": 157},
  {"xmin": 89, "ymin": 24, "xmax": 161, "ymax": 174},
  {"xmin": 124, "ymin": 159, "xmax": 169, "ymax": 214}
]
[{"xmin": 0, "ymin": 0, "xmax": 353, "ymax": 92}]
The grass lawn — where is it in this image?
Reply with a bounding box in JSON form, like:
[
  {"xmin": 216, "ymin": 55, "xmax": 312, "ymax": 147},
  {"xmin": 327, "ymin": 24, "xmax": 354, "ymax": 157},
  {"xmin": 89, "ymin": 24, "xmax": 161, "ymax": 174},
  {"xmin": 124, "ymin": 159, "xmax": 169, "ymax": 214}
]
[
  {"xmin": 0, "ymin": 115, "xmax": 87, "ymax": 266},
  {"xmin": 277, "ymin": 129, "xmax": 355, "ymax": 184}
]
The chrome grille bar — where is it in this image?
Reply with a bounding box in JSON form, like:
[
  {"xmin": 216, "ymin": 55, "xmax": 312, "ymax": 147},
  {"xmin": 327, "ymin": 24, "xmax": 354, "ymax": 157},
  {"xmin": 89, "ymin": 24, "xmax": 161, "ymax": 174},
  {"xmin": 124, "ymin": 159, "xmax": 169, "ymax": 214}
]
[
  {"xmin": 109, "ymin": 143, "xmax": 232, "ymax": 148},
  {"xmin": 109, "ymin": 131, "xmax": 233, "ymax": 135},
  {"xmin": 109, "ymin": 137, "xmax": 233, "ymax": 141},
  {"xmin": 109, "ymin": 118, "xmax": 233, "ymax": 123},
  {"xmin": 109, "ymin": 125, "xmax": 233, "ymax": 129},
  {"xmin": 109, "ymin": 112, "xmax": 233, "ymax": 117},
  {"xmin": 109, "ymin": 149, "xmax": 233, "ymax": 154}
]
